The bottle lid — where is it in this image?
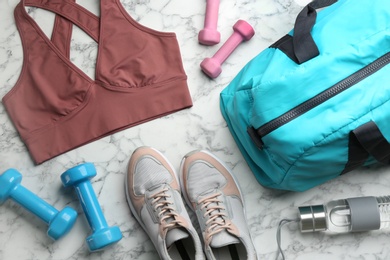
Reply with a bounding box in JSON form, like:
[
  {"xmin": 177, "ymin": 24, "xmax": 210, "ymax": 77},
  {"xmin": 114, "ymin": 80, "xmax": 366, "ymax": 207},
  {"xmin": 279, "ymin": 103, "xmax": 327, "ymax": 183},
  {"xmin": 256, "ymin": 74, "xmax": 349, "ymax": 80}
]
[
  {"xmin": 346, "ymin": 196, "xmax": 380, "ymax": 232},
  {"xmin": 298, "ymin": 205, "xmax": 327, "ymax": 232}
]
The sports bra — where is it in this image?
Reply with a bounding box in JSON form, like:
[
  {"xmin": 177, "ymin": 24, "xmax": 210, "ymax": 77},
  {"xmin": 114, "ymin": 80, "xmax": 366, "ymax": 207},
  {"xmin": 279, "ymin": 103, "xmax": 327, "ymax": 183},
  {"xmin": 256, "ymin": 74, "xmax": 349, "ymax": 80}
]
[{"xmin": 3, "ymin": 0, "xmax": 193, "ymax": 164}]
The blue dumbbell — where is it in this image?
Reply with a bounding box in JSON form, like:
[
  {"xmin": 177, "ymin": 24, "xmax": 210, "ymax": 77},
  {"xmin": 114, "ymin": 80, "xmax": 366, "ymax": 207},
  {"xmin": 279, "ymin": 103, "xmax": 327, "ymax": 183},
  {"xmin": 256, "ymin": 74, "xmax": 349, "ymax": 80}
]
[
  {"xmin": 0, "ymin": 169, "xmax": 77, "ymax": 240},
  {"xmin": 61, "ymin": 163, "xmax": 122, "ymax": 251}
]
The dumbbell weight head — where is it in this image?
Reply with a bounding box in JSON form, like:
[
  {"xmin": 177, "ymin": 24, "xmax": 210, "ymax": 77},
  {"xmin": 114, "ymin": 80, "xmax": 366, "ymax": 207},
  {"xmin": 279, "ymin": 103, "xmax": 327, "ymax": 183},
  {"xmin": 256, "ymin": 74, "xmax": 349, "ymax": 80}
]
[
  {"xmin": 61, "ymin": 162, "xmax": 97, "ymax": 187},
  {"xmin": 48, "ymin": 207, "xmax": 78, "ymax": 240},
  {"xmin": 87, "ymin": 226, "xmax": 123, "ymax": 251},
  {"xmin": 0, "ymin": 169, "xmax": 22, "ymax": 204},
  {"xmin": 233, "ymin": 19, "xmax": 255, "ymax": 40},
  {"xmin": 200, "ymin": 57, "xmax": 222, "ymax": 79},
  {"xmin": 199, "ymin": 29, "xmax": 221, "ymax": 46}
]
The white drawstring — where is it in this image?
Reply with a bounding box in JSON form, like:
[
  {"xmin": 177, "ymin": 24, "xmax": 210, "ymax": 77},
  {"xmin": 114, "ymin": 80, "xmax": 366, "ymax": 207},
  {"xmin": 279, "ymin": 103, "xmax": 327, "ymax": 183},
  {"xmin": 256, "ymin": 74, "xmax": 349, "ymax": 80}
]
[{"xmin": 275, "ymin": 218, "xmax": 300, "ymax": 260}]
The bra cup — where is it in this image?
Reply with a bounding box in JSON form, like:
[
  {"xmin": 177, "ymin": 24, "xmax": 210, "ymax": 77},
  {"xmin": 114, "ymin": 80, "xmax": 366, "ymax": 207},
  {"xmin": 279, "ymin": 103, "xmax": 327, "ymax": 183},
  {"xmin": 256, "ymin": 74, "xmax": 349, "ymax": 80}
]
[
  {"xmin": 5, "ymin": 53, "xmax": 91, "ymax": 136},
  {"xmin": 96, "ymin": 1, "xmax": 187, "ymax": 88},
  {"xmin": 98, "ymin": 35, "xmax": 186, "ymax": 88},
  {"xmin": 3, "ymin": 7, "xmax": 91, "ymax": 137}
]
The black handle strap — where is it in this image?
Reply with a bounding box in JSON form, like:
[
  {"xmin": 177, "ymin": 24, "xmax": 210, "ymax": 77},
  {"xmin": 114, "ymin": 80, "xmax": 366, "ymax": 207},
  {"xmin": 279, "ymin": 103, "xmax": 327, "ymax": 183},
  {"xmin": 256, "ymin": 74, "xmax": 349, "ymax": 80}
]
[
  {"xmin": 342, "ymin": 121, "xmax": 390, "ymax": 174},
  {"xmin": 293, "ymin": 0, "xmax": 337, "ymax": 64},
  {"xmin": 271, "ymin": 0, "xmax": 337, "ymax": 64}
]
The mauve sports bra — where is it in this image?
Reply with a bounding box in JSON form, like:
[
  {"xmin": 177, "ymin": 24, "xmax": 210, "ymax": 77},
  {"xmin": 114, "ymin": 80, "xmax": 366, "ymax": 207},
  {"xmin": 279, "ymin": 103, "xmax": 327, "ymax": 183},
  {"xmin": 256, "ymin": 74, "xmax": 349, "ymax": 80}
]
[{"xmin": 3, "ymin": 0, "xmax": 193, "ymax": 164}]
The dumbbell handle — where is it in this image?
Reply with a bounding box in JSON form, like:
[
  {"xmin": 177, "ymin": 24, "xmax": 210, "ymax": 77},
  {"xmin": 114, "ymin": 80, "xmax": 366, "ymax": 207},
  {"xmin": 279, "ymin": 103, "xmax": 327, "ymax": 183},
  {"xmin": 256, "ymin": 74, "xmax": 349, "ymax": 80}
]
[
  {"xmin": 212, "ymin": 32, "xmax": 243, "ymax": 65},
  {"xmin": 11, "ymin": 184, "xmax": 58, "ymax": 224},
  {"xmin": 74, "ymin": 181, "xmax": 108, "ymax": 231},
  {"xmin": 204, "ymin": 0, "xmax": 219, "ymax": 30}
]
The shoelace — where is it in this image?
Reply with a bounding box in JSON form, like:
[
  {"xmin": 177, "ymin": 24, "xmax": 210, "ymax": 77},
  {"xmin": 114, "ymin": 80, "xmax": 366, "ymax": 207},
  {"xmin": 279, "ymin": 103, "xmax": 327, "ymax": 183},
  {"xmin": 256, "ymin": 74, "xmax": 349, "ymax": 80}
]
[
  {"xmin": 149, "ymin": 187, "xmax": 180, "ymax": 230},
  {"xmin": 199, "ymin": 192, "xmax": 232, "ymax": 239}
]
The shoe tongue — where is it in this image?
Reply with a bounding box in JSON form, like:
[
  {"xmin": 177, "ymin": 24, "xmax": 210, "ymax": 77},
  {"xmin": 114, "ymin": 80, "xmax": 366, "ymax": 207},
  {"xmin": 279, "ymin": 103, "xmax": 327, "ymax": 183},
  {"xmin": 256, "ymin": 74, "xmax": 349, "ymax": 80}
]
[
  {"xmin": 210, "ymin": 230, "xmax": 240, "ymax": 248},
  {"xmin": 166, "ymin": 227, "xmax": 190, "ymax": 248}
]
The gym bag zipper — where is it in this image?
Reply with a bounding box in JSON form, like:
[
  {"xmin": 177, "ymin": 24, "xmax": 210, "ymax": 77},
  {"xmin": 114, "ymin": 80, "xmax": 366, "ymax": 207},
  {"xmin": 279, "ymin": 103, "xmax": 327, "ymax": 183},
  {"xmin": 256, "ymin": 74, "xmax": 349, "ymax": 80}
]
[{"xmin": 249, "ymin": 51, "xmax": 390, "ymax": 148}]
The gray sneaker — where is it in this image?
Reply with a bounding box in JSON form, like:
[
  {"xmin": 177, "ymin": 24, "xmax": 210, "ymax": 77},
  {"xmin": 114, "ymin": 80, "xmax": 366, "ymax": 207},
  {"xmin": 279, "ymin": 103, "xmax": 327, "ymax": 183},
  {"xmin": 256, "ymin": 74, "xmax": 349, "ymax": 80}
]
[
  {"xmin": 126, "ymin": 147, "xmax": 204, "ymax": 260},
  {"xmin": 179, "ymin": 150, "xmax": 257, "ymax": 260}
]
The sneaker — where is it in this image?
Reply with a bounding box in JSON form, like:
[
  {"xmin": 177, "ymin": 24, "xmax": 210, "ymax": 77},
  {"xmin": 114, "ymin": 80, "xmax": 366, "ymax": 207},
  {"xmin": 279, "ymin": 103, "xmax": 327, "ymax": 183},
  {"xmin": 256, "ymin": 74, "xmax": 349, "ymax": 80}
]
[
  {"xmin": 179, "ymin": 150, "xmax": 257, "ymax": 260},
  {"xmin": 126, "ymin": 146, "xmax": 205, "ymax": 260}
]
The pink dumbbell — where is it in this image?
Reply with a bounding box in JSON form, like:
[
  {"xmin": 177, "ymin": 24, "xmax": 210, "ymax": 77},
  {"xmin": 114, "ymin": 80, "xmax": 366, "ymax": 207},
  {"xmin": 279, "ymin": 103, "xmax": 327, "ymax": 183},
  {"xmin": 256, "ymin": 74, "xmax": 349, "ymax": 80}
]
[
  {"xmin": 200, "ymin": 20, "xmax": 255, "ymax": 78},
  {"xmin": 198, "ymin": 0, "xmax": 221, "ymax": 45}
]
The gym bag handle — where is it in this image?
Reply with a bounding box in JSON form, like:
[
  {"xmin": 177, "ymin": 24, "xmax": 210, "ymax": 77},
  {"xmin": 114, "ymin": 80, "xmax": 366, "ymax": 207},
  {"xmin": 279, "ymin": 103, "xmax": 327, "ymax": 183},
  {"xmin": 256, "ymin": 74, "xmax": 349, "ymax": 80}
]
[
  {"xmin": 271, "ymin": 0, "xmax": 337, "ymax": 64},
  {"xmin": 342, "ymin": 121, "xmax": 390, "ymax": 174},
  {"xmin": 293, "ymin": 0, "xmax": 337, "ymax": 63}
]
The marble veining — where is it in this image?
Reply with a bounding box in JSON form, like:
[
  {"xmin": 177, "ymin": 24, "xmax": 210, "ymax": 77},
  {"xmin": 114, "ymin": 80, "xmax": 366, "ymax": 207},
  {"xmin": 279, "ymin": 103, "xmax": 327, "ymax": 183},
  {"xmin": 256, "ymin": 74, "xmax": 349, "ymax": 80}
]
[{"xmin": 1, "ymin": 0, "xmax": 390, "ymax": 259}]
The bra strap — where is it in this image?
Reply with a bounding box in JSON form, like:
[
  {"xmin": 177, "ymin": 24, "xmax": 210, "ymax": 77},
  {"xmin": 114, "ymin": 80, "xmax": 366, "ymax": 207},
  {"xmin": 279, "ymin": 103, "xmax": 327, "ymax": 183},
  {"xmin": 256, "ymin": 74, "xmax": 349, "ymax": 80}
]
[
  {"xmin": 24, "ymin": 0, "xmax": 100, "ymax": 42},
  {"xmin": 51, "ymin": 0, "xmax": 75, "ymax": 57}
]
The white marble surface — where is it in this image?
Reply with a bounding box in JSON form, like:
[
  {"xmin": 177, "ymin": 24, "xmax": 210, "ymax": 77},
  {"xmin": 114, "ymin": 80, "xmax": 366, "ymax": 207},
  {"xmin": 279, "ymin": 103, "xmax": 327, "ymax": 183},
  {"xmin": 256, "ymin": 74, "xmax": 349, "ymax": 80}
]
[{"xmin": 1, "ymin": 0, "xmax": 390, "ymax": 259}]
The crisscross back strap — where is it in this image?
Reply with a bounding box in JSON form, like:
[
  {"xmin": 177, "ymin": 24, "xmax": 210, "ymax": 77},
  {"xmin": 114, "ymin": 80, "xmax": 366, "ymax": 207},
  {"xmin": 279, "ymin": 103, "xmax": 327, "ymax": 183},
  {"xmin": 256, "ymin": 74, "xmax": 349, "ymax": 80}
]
[
  {"xmin": 51, "ymin": 0, "xmax": 75, "ymax": 57},
  {"xmin": 23, "ymin": 0, "xmax": 100, "ymax": 42}
]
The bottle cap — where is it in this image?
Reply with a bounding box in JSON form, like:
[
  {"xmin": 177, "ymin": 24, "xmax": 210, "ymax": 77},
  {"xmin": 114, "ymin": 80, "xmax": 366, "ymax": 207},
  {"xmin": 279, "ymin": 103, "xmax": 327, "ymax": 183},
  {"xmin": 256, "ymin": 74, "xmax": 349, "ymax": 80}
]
[
  {"xmin": 346, "ymin": 196, "xmax": 380, "ymax": 232},
  {"xmin": 298, "ymin": 205, "xmax": 327, "ymax": 232}
]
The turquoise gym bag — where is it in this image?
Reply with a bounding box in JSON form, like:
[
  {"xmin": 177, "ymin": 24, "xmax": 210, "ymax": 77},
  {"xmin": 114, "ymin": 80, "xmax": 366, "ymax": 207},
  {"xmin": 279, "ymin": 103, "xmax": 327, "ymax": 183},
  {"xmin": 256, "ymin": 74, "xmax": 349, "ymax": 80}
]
[{"xmin": 220, "ymin": 0, "xmax": 390, "ymax": 191}]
